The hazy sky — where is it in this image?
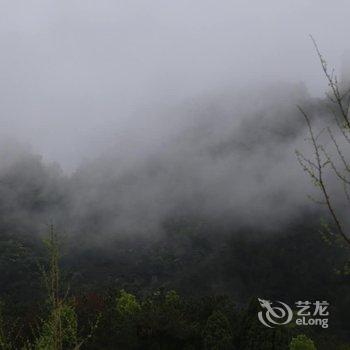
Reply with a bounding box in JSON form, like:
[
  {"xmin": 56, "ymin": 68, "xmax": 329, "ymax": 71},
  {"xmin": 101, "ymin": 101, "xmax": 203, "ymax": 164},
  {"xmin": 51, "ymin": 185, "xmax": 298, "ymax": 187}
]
[{"xmin": 1, "ymin": 1, "xmax": 350, "ymax": 170}]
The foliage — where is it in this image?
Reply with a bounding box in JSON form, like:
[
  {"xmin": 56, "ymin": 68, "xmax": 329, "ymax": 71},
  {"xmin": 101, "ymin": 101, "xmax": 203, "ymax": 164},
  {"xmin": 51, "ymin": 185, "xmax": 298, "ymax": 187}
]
[
  {"xmin": 238, "ymin": 298, "xmax": 290, "ymax": 350},
  {"xmin": 289, "ymin": 334, "xmax": 316, "ymax": 350},
  {"xmin": 0, "ymin": 302, "xmax": 12, "ymax": 350},
  {"xmin": 116, "ymin": 290, "xmax": 141, "ymax": 318},
  {"xmin": 30, "ymin": 227, "xmax": 79, "ymax": 350},
  {"xmin": 34, "ymin": 303, "xmax": 78, "ymax": 350},
  {"xmin": 297, "ymin": 37, "xmax": 350, "ymax": 248},
  {"xmin": 0, "ymin": 223, "xmax": 349, "ymax": 348},
  {"xmin": 202, "ymin": 311, "xmax": 233, "ymax": 350}
]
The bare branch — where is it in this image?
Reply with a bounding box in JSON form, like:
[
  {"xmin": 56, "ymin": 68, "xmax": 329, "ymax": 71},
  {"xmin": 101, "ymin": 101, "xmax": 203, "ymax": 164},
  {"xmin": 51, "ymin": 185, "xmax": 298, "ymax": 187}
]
[
  {"xmin": 297, "ymin": 105, "xmax": 350, "ymax": 246},
  {"xmin": 310, "ymin": 35, "xmax": 350, "ymax": 128}
]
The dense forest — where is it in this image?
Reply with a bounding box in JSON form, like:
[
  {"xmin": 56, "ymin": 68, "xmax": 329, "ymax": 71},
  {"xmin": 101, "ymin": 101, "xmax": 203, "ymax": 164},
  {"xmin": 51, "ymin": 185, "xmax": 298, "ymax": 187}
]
[
  {"xmin": 0, "ymin": 80, "xmax": 350, "ymax": 348},
  {"xmin": 0, "ymin": 144, "xmax": 350, "ymax": 349},
  {"xmin": 3, "ymin": 0, "xmax": 350, "ymax": 348}
]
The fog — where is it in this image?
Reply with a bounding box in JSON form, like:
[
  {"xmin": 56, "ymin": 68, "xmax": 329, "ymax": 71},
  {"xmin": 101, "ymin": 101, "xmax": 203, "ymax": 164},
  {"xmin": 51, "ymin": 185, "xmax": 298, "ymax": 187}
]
[
  {"xmin": 0, "ymin": 1, "xmax": 350, "ymax": 237},
  {"xmin": 0, "ymin": 83, "xmax": 328, "ymax": 237},
  {"xmin": 0, "ymin": 1, "xmax": 350, "ymax": 169}
]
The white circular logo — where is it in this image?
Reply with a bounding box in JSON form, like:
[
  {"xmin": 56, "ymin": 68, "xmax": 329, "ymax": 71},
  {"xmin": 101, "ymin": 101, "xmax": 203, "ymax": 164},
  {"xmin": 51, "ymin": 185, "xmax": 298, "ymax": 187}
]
[{"xmin": 258, "ymin": 298, "xmax": 293, "ymax": 328}]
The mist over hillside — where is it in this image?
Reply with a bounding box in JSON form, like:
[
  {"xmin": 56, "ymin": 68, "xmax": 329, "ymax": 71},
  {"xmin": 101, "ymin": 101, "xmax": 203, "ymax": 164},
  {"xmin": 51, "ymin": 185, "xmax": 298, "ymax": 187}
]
[
  {"xmin": 0, "ymin": 1, "xmax": 348, "ymax": 242},
  {"xmin": 2, "ymin": 2, "xmax": 350, "ymax": 348},
  {"xmin": 0, "ymin": 82, "xmax": 331, "ymax": 242}
]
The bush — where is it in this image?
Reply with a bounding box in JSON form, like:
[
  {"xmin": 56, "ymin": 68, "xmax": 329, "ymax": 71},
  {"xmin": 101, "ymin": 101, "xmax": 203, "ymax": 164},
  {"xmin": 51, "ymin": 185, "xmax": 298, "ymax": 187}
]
[
  {"xmin": 289, "ymin": 334, "xmax": 316, "ymax": 350},
  {"xmin": 203, "ymin": 310, "xmax": 233, "ymax": 350}
]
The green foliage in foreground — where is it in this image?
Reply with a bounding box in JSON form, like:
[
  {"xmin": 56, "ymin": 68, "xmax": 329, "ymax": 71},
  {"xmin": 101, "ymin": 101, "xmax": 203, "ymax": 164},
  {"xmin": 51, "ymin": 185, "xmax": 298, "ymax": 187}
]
[
  {"xmin": 289, "ymin": 334, "xmax": 316, "ymax": 350},
  {"xmin": 0, "ymin": 225, "xmax": 350, "ymax": 349},
  {"xmin": 202, "ymin": 310, "xmax": 233, "ymax": 350},
  {"xmin": 33, "ymin": 304, "xmax": 78, "ymax": 350}
]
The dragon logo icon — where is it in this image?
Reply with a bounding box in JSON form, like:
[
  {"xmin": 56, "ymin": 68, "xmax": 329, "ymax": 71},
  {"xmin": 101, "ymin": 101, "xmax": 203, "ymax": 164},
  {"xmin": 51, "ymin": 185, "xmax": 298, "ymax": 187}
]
[{"xmin": 258, "ymin": 298, "xmax": 293, "ymax": 328}]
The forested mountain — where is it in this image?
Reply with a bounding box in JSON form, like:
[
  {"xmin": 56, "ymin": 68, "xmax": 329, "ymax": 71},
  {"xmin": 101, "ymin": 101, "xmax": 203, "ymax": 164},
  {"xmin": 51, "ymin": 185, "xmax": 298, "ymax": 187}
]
[{"xmin": 0, "ymin": 143, "xmax": 349, "ymax": 349}]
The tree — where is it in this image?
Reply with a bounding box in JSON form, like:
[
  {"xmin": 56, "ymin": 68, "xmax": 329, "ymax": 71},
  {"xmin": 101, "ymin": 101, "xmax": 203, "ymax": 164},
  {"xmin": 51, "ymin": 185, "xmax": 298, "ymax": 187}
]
[
  {"xmin": 202, "ymin": 310, "xmax": 233, "ymax": 350},
  {"xmin": 0, "ymin": 302, "xmax": 12, "ymax": 350},
  {"xmin": 116, "ymin": 290, "xmax": 141, "ymax": 318},
  {"xmin": 296, "ymin": 36, "xmax": 350, "ymax": 247},
  {"xmin": 34, "ymin": 225, "xmax": 79, "ymax": 350},
  {"xmin": 289, "ymin": 334, "xmax": 316, "ymax": 350},
  {"xmin": 237, "ymin": 298, "xmax": 290, "ymax": 350},
  {"xmin": 113, "ymin": 290, "xmax": 141, "ymax": 349},
  {"xmin": 138, "ymin": 290, "xmax": 197, "ymax": 349}
]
